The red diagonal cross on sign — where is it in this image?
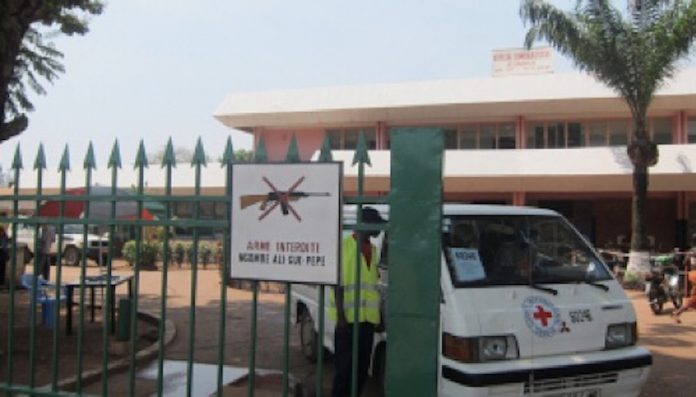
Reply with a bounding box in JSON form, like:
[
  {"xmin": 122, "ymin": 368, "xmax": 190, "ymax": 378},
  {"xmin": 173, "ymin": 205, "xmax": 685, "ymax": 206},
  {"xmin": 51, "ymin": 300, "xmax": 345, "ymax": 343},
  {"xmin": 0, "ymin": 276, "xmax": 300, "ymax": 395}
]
[
  {"xmin": 258, "ymin": 176, "xmax": 305, "ymax": 222},
  {"xmin": 533, "ymin": 305, "xmax": 553, "ymax": 327}
]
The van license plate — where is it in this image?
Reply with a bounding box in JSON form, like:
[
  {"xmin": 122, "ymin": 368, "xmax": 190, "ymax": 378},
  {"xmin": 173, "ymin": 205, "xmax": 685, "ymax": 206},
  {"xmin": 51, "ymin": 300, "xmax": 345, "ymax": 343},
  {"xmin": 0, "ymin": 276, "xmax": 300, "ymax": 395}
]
[{"xmin": 547, "ymin": 390, "xmax": 600, "ymax": 397}]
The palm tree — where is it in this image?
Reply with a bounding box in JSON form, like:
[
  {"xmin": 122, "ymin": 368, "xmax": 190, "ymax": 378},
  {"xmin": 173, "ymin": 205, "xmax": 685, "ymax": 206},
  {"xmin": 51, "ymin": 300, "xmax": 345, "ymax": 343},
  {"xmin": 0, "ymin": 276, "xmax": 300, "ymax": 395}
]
[{"xmin": 520, "ymin": 0, "xmax": 696, "ymax": 274}]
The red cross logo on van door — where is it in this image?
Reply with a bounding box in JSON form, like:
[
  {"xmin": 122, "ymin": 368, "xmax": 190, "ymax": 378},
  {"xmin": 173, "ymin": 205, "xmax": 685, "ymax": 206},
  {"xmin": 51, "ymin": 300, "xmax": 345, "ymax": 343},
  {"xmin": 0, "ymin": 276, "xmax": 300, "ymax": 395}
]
[{"xmin": 533, "ymin": 305, "xmax": 553, "ymax": 327}]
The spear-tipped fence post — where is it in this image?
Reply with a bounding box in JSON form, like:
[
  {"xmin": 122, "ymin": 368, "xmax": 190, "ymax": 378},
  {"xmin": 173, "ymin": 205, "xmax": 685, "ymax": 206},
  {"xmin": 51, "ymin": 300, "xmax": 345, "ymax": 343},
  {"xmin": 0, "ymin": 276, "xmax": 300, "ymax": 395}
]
[
  {"xmin": 215, "ymin": 136, "xmax": 235, "ymax": 396},
  {"xmin": 128, "ymin": 140, "xmax": 148, "ymax": 396},
  {"xmin": 350, "ymin": 132, "xmax": 371, "ymax": 397},
  {"xmin": 5, "ymin": 145, "xmax": 22, "ymax": 388}
]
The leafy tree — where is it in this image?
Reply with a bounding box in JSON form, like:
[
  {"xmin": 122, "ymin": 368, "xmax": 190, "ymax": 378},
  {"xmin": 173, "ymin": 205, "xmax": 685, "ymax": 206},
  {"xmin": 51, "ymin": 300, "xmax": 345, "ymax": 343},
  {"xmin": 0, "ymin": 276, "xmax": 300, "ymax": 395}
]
[
  {"xmin": 148, "ymin": 145, "xmax": 212, "ymax": 164},
  {"xmin": 215, "ymin": 148, "xmax": 253, "ymax": 163},
  {"xmin": 1, "ymin": 1, "xmax": 103, "ymax": 142},
  {"xmin": 521, "ymin": 0, "xmax": 696, "ymax": 273},
  {"xmin": 233, "ymin": 148, "xmax": 253, "ymax": 162}
]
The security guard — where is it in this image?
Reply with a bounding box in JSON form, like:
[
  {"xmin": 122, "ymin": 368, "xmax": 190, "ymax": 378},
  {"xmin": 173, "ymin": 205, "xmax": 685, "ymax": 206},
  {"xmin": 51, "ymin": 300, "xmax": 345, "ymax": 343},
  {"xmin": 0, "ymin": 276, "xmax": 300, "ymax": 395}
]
[{"xmin": 330, "ymin": 206, "xmax": 385, "ymax": 397}]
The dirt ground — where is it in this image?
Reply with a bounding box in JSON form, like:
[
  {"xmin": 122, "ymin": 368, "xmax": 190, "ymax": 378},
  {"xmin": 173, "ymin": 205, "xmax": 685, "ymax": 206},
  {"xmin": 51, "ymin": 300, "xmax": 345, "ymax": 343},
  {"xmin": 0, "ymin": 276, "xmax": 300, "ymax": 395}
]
[{"xmin": 2, "ymin": 261, "xmax": 696, "ymax": 396}]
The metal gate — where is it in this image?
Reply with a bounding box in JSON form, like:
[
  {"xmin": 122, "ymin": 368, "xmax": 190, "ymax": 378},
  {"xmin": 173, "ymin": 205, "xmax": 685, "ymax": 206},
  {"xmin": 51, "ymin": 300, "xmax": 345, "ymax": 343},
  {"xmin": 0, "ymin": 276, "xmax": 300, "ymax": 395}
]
[{"xmin": 0, "ymin": 129, "xmax": 442, "ymax": 396}]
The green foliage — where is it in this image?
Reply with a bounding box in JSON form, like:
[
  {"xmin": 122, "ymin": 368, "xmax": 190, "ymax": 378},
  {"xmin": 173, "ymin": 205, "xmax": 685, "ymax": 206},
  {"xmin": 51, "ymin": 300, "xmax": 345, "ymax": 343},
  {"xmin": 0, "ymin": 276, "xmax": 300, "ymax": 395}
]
[
  {"xmin": 622, "ymin": 270, "xmax": 644, "ymax": 290},
  {"xmin": 167, "ymin": 240, "xmax": 223, "ymax": 268},
  {"xmin": 200, "ymin": 242, "xmax": 212, "ymax": 267},
  {"xmin": 216, "ymin": 149, "xmax": 253, "ymax": 163},
  {"xmin": 154, "ymin": 226, "xmax": 169, "ymax": 241},
  {"xmin": 174, "ymin": 242, "xmax": 186, "ymax": 266},
  {"xmin": 148, "ymin": 145, "xmax": 212, "ymax": 164},
  {"xmin": 186, "ymin": 243, "xmax": 195, "ymax": 264},
  {"xmin": 122, "ymin": 240, "xmax": 161, "ymax": 267},
  {"xmin": 234, "ymin": 149, "xmax": 254, "ymax": 162},
  {"xmin": 1, "ymin": 1, "xmax": 104, "ymax": 142}
]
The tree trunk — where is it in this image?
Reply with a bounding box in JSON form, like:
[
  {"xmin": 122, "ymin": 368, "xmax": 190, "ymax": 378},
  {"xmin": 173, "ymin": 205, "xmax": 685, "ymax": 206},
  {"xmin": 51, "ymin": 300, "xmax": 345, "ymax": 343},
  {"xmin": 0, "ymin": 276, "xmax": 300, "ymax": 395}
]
[{"xmin": 626, "ymin": 111, "xmax": 657, "ymax": 275}]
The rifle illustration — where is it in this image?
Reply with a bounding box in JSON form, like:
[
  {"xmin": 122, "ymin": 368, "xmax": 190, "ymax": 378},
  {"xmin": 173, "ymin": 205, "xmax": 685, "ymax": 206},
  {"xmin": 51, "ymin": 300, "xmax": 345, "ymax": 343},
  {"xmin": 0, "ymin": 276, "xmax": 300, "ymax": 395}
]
[
  {"xmin": 240, "ymin": 191, "xmax": 330, "ymax": 212},
  {"xmin": 240, "ymin": 175, "xmax": 330, "ymax": 221}
]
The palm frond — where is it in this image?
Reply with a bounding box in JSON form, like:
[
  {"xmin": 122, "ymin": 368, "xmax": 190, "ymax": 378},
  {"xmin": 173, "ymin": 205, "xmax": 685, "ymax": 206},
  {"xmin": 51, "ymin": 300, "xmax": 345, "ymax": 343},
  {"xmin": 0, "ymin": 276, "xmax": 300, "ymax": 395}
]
[
  {"xmin": 6, "ymin": 26, "xmax": 65, "ymax": 114},
  {"xmin": 521, "ymin": 0, "xmax": 696, "ymax": 118}
]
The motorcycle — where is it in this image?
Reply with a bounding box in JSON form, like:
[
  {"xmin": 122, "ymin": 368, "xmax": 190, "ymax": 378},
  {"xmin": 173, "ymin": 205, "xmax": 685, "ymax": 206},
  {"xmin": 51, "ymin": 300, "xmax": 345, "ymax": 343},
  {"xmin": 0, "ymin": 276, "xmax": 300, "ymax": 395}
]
[{"xmin": 646, "ymin": 266, "xmax": 683, "ymax": 315}]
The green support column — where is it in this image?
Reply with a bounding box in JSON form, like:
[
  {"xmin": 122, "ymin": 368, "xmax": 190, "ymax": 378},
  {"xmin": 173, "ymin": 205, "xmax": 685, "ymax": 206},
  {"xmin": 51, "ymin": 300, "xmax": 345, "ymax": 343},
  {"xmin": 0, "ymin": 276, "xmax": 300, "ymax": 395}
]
[{"xmin": 386, "ymin": 128, "xmax": 443, "ymax": 397}]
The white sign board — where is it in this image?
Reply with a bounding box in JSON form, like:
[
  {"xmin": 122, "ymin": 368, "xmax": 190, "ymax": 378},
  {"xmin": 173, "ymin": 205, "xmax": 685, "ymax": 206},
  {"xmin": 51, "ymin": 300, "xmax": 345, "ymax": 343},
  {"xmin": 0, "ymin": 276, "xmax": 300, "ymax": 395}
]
[
  {"xmin": 230, "ymin": 163, "xmax": 342, "ymax": 284},
  {"xmin": 492, "ymin": 47, "xmax": 553, "ymax": 77}
]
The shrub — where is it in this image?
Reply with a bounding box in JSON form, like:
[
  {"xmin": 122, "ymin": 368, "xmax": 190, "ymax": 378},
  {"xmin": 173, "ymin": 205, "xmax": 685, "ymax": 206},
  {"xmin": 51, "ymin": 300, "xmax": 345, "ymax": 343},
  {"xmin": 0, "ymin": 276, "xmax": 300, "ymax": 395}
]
[
  {"xmin": 174, "ymin": 242, "xmax": 185, "ymax": 266},
  {"xmin": 200, "ymin": 242, "xmax": 212, "ymax": 268},
  {"xmin": 622, "ymin": 271, "xmax": 643, "ymax": 290},
  {"xmin": 122, "ymin": 240, "xmax": 161, "ymax": 268}
]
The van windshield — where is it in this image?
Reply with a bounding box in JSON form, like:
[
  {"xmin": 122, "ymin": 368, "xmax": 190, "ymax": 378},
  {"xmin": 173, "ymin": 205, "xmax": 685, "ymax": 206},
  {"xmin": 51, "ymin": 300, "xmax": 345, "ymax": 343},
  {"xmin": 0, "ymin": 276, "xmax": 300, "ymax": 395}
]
[{"xmin": 443, "ymin": 215, "xmax": 612, "ymax": 288}]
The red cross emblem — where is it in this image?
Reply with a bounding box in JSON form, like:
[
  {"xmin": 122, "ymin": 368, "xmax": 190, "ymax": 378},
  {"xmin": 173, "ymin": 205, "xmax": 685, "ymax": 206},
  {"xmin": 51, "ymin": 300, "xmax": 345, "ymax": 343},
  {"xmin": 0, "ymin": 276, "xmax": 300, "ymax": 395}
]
[{"xmin": 533, "ymin": 305, "xmax": 553, "ymax": 327}]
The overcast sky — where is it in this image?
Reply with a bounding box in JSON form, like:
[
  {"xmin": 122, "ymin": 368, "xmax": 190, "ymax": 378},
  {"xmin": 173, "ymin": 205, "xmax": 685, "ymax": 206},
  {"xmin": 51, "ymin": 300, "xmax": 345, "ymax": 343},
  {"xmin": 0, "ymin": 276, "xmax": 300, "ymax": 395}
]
[{"xmin": 4, "ymin": 0, "xmax": 688, "ymax": 171}]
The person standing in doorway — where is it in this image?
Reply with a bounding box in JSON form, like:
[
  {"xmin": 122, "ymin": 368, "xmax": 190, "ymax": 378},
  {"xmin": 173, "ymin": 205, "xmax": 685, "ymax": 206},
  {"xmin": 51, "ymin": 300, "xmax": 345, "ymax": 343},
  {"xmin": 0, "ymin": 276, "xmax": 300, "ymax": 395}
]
[
  {"xmin": 329, "ymin": 207, "xmax": 385, "ymax": 397},
  {"xmin": 39, "ymin": 224, "xmax": 55, "ymax": 280}
]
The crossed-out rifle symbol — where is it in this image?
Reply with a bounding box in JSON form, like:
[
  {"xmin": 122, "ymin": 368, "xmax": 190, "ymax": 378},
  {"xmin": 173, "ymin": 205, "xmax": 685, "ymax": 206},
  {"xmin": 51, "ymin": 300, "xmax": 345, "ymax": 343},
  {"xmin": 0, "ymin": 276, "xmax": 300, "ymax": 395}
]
[{"xmin": 239, "ymin": 176, "xmax": 330, "ymax": 222}]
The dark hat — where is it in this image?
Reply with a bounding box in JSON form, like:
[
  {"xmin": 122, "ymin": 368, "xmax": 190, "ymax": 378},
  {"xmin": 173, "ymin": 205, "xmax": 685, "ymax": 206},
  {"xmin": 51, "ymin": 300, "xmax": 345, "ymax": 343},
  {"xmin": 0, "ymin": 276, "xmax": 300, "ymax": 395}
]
[{"xmin": 361, "ymin": 207, "xmax": 386, "ymax": 224}]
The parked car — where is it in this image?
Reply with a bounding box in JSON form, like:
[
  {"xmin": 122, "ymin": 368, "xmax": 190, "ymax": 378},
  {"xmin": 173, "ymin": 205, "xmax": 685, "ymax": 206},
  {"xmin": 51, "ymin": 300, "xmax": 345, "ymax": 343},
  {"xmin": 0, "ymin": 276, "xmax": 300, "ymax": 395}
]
[{"xmin": 8, "ymin": 219, "xmax": 109, "ymax": 266}]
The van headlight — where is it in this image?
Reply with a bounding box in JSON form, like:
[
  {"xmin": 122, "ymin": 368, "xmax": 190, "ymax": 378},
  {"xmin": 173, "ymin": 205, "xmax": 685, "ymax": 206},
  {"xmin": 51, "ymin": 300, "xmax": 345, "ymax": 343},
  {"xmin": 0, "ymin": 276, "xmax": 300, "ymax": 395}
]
[
  {"xmin": 443, "ymin": 333, "xmax": 519, "ymax": 363},
  {"xmin": 605, "ymin": 322, "xmax": 637, "ymax": 349}
]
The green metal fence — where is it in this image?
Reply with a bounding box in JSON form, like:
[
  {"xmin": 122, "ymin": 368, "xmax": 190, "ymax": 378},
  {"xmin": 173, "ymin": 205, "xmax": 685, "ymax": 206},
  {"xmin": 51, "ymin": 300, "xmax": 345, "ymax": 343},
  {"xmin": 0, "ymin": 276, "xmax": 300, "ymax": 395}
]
[{"xmin": 0, "ymin": 129, "xmax": 442, "ymax": 396}]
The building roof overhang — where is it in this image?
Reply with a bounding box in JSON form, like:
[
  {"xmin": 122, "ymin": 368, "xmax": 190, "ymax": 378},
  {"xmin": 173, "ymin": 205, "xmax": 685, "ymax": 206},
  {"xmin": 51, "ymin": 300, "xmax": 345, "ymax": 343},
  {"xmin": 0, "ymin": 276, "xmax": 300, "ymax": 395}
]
[{"xmin": 214, "ymin": 68, "xmax": 696, "ymax": 130}]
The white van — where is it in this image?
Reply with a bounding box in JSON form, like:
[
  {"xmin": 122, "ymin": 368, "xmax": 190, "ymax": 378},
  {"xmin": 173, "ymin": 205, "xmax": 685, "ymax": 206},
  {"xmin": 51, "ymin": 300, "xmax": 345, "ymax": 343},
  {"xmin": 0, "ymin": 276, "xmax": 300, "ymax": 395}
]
[{"xmin": 290, "ymin": 204, "xmax": 651, "ymax": 396}]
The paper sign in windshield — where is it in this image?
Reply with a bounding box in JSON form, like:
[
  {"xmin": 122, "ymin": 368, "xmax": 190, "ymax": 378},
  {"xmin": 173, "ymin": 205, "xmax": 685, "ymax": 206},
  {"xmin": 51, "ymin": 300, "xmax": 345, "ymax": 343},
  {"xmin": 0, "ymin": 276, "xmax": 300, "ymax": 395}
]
[{"xmin": 450, "ymin": 248, "xmax": 486, "ymax": 281}]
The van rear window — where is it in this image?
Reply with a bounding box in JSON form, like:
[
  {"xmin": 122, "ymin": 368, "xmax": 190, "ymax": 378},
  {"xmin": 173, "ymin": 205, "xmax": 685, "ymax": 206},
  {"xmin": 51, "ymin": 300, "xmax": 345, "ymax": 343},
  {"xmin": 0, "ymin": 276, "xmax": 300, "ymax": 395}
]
[{"xmin": 443, "ymin": 215, "xmax": 611, "ymax": 288}]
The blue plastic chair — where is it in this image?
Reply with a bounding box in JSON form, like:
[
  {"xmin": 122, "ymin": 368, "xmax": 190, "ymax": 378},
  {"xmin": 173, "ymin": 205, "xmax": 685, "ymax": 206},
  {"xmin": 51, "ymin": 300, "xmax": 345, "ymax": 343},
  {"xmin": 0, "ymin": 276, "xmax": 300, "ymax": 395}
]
[{"xmin": 21, "ymin": 273, "xmax": 66, "ymax": 329}]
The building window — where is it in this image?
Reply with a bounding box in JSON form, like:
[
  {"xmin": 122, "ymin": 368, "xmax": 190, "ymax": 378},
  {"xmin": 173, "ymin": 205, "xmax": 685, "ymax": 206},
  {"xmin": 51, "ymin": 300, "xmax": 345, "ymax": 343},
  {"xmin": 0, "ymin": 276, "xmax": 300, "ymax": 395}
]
[
  {"xmin": 526, "ymin": 118, "xmax": 673, "ymax": 148},
  {"xmin": 479, "ymin": 124, "xmax": 497, "ymax": 149},
  {"xmin": 528, "ymin": 123, "xmax": 545, "ymax": 148},
  {"xmin": 588, "ymin": 121, "xmax": 606, "ymax": 146},
  {"xmin": 650, "ymin": 117, "xmax": 673, "ymax": 144},
  {"xmin": 607, "ymin": 120, "xmax": 629, "ymax": 146},
  {"xmin": 444, "ymin": 128, "xmax": 458, "ymax": 149},
  {"xmin": 547, "ymin": 122, "xmax": 566, "ymax": 148},
  {"xmin": 689, "ymin": 117, "xmax": 696, "ymax": 143},
  {"xmin": 498, "ymin": 123, "xmax": 516, "ymax": 149},
  {"xmin": 174, "ymin": 202, "xmax": 193, "ymax": 217},
  {"xmin": 441, "ymin": 122, "xmax": 516, "ymax": 149},
  {"xmin": 459, "ymin": 125, "xmax": 477, "ymax": 148},
  {"xmin": 526, "ymin": 121, "xmax": 583, "ymax": 148},
  {"xmin": 387, "ymin": 127, "xmax": 509, "ymax": 149},
  {"xmin": 326, "ymin": 128, "xmax": 376, "ymax": 150},
  {"xmin": 567, "ymin": 122, "xmax": 583, "ymax": 147}
]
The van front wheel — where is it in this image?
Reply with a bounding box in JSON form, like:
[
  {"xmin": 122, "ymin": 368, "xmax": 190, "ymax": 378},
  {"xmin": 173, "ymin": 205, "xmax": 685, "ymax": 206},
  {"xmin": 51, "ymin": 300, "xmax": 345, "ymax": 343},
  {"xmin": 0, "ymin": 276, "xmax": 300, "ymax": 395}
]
[{"xmin": 299, "ymin": 310, "xmax": 318, "ymax": 363}]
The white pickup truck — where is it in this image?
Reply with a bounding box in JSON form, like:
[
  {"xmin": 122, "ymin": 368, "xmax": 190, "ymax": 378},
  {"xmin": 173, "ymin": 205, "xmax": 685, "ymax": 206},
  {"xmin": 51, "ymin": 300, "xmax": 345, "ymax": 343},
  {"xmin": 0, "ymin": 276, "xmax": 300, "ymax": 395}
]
[
  {"xmin": 291, "ymin": 204, "xmax": 651, "ymax": 397},
  {"xmin": 9, "ymin": 221, "xmax": 109, "ymax": 266}
]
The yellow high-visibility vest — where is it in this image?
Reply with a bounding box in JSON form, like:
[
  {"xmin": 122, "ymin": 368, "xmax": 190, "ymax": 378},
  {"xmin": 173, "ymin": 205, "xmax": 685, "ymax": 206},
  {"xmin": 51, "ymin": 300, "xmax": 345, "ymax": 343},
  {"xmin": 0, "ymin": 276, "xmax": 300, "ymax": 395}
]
[{"xmin": 329, "ymin": 235, "xmax": 381, "ymax": 325}]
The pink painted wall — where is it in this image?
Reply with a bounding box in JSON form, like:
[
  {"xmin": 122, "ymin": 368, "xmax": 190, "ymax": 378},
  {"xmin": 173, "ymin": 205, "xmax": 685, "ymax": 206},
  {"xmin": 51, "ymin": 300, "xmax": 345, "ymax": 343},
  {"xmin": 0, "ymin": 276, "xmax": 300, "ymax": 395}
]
[{"xmin": 255, "ymin": 128, "xmax": 326, "ymax": 161}]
